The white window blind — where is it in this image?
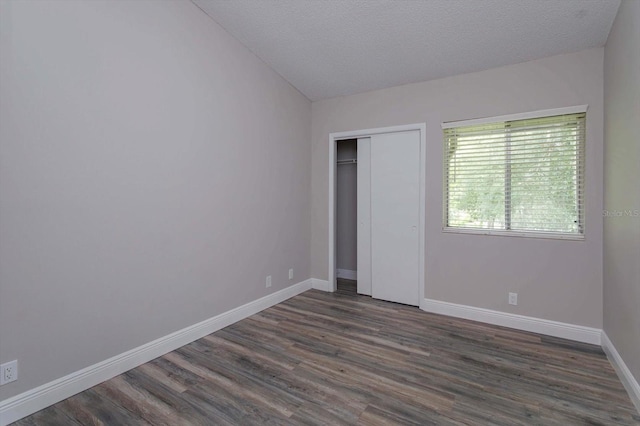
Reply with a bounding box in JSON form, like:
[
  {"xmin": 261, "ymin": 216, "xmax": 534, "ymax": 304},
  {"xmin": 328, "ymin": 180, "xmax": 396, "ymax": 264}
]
[{"xmin": 443, "ymin": 112, "xmax": 585, "ymax": 237}]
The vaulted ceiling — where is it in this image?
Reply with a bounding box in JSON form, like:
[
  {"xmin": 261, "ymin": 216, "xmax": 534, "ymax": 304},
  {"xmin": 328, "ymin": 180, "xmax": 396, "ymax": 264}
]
[{"xmin": 193, "ymin": 0, "xmax": 621, "ymax": 101}]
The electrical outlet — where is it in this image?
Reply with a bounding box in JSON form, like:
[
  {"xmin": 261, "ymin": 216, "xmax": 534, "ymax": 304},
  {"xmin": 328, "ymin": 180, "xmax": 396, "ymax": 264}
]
[
  {"xmin": 509, "ymin": 292, "xmax": 518, "ymax": 306},
  {"xmin": 289, "ymin": 269, "xmax": 293, "ymax": 280},
  {"xmin": 0, "ymin": 360, "xmax": 18, "ymax": 385},
  {"xmin": 266, "ymin": 275, "xmax": 272, "ymax": 288}
]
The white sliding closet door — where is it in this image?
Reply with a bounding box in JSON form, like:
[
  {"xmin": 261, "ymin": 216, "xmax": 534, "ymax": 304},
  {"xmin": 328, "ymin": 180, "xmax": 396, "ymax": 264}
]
[
  {"xmin": 356, "ymin": 137, "xmax": 371, "ymax": 296},
  {"xmin": 370, "ymin": 130, "xmax": 420, "ymax": 306}
]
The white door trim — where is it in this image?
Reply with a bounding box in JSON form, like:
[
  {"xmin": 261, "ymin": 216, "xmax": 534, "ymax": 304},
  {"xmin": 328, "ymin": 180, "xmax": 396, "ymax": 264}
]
[{"xmin": 328, "ymin": 123, "xmax": 426, "ymax": 303}]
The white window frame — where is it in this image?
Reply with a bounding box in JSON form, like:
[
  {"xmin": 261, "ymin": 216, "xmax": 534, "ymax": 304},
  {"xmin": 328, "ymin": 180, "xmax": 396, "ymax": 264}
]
[{"xmin": 441, "ymin": 105, "xmax": 588, "ymax": 241}]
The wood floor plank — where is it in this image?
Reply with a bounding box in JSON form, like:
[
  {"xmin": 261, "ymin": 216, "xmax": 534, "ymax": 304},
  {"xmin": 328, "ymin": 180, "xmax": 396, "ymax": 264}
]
[
  {"xmin": 92, "ymin": 376, "xmax": 183, "ymax": 426},
  {"xmin": 119, "ymin": 368, "xmax": 213, "ymax": 425},
  {"xmin": 60, "ymin": 388, "xmax": 151, "ymax": 426},
  {"xmin": 12, "ymin": 280, "xmax": 640, "ymax": 425},
  {"xmin": 10, "ymin": 405, "xmax": 83, "ymax": 426}
]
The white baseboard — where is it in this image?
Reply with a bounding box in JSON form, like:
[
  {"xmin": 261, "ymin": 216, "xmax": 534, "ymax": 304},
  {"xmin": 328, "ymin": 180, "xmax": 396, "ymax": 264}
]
[
  {"xmin": 336, "ymin": 269, "xmax": 357, "ymax": 280},
  {"xmin": 420, "ymin": 298, "xmax": 602, "ymax": 345},
  {"xmin": 0, "ymin": 279, "xmax": 312, "ymax": 426},
  {"xmin": 602, "ymin": 332, "xmax": 640, "ymax": 414},
  {"xmin": 311, "ymin": 278, "xmax": 330, "ymax": 292}
]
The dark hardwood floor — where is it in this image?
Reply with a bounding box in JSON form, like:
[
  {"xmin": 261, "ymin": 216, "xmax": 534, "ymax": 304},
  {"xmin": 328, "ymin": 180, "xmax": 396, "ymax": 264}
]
[{"xmin": 14, "ymin": 279, "xmax": 640, "ymax": 425}]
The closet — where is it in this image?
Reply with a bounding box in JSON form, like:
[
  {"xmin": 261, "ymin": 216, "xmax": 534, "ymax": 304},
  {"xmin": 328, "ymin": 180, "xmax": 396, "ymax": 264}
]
[
  {"xmin": 336, "ymin": 129, "xmax": 421, "ymax": 306},
  {"xmin": 336, "ymin": 139, "xmax": 358, "ymax": 286}
]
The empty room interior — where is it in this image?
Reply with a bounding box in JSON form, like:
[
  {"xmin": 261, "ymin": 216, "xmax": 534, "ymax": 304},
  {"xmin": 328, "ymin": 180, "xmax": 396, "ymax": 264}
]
[{"xmin": 1, "ymin": 0, "xmax": 639, "ymax": 424}]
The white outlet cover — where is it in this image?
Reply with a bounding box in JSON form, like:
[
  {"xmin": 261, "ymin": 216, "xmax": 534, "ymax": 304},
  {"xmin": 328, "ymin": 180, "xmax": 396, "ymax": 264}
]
[
  {"xmin": 266, "ymin": 275, "xmax": 272, "ymax": 288},
  {"xmin": 509, "ymin": 292, "xmax": 518, "ymax": 305},
  {"xmin": 289, "ymin": 269, "xmax": 293, "ymax": 280},
  {"xmin": 0, "ymin": 360, "xmax": 18, "ymax": 385}
]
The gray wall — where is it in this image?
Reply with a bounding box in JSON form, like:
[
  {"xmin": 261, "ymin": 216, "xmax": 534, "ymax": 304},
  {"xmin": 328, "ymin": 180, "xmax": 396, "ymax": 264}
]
[
  {"xmin": 0, "ymin": 0, "xmax": 311, "ymax": 400},
  {"xmin": 311, "ymin": 48, "xmax": 604, "ymax": 327},
  {"xmin": 336, "ymin": 140, "xmax": 357, "ymax": 272},
  {"xmin": 603, "ymin": 0, "xmax": 640, "ymax": 388}
]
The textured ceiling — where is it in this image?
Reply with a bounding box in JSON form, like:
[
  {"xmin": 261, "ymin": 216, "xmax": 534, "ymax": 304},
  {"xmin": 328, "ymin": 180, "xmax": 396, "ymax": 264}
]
[{"xmin": 193, "ymin": 0, "xmax": 620, "ymax": 101}]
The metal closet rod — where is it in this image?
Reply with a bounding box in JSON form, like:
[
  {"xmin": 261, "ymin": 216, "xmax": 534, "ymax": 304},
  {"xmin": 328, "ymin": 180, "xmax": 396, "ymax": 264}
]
[{"xmin": 337, "ymin": 158, "xmax": 357, "ymax": 165}]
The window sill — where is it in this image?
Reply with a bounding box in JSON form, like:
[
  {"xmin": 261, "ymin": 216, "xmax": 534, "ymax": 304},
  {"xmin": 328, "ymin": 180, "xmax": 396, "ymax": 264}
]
[{"xmin": 442, "ymin": 227, "xmax": 585, "ymax": 241}]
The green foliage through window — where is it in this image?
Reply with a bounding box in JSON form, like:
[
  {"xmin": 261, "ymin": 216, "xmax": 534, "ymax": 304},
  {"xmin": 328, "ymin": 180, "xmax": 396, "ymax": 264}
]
[{"xmin": 444, "ymin": 112, "xmax": 585, "ymax": 235}]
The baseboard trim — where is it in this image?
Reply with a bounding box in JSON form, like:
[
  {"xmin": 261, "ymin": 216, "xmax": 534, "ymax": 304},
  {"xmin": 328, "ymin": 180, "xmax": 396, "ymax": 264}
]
[
  {"xmin": 0, "ymin": 279, "xmax": 312, "ymax": 426},
  {"xmin": 336, "ymin": 269, "xmax": 357, "ymax": 280},
  {"xmin": 311, "ymin": 278, "xmax": 330, "ymax": 292},
  {"xmin": 601, "ymin": 332, "xmax": 640, "ymax": 414},
  {"xmin": 420, "ymin": 298, "xmax": 601, "ymax": 345}
]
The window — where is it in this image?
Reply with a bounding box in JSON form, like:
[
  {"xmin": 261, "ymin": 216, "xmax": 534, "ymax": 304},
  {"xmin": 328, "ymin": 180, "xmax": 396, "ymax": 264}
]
[{"xmin": 443, "ymin": 108, "xmax": 585, "ymax": 238}]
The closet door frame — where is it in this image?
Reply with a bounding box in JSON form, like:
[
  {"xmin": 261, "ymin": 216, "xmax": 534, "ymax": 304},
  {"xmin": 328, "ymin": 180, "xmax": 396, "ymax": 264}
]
[{"xmin": 328, "ymin": 123, "xmax": 426, "ymax": 305}]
